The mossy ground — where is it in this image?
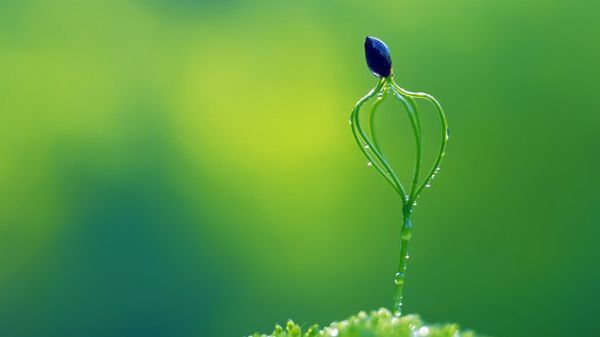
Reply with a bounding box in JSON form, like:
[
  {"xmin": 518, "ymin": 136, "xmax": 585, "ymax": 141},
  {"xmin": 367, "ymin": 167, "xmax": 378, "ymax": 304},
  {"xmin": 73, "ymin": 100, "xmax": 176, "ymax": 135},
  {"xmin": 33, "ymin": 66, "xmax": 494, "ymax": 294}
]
[{"xmin": 250, "ymin": 308, "xmax": 478, "ymax": 337}]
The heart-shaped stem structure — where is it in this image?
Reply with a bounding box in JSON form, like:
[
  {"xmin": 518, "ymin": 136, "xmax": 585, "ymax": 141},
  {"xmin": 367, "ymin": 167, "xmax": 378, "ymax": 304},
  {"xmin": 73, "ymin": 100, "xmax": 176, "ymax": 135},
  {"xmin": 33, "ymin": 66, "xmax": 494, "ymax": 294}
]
[{"xmin": 350, "ymin": 61, "xmax": 448, "ymax": 315}]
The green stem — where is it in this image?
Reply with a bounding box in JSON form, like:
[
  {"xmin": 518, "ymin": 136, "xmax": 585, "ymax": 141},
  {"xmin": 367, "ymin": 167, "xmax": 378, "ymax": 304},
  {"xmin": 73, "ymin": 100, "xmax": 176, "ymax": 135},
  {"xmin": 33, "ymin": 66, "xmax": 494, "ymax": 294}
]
[
  {"xmin": 351, "ymin": 77, "xmax": 448, "ymax": 316},
  {"xmin": 394, "ymin": 206, "xmax": 413, "ymax": 315},
  {"xmin": 355, "ymin": 98, "xmax": 404, "ymax": 195},
  {"xmin": 391, "ymin": 81, "xmax": 448, "ymax": 197},
  {"xmin": 390, "ymin": 85, "xmax": 422, "ymax": 203},
  {"xmin": 351, "ymin": 78, "xmax": 408, "ymax": 201},
  {"xmin": 368, "ymin": 89, "xmax": 388, "ymax": 155},
  {"xmin": 350, "ymin": 80, "xmax": 402, "ymax": 196}
]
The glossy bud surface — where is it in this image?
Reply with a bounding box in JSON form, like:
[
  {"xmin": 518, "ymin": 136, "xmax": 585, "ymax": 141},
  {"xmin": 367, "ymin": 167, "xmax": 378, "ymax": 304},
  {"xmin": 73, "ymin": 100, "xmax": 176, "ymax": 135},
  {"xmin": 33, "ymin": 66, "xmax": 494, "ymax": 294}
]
[{"xmin": 364, "ymin": 36, "xmax": 392, "ymax": 78}]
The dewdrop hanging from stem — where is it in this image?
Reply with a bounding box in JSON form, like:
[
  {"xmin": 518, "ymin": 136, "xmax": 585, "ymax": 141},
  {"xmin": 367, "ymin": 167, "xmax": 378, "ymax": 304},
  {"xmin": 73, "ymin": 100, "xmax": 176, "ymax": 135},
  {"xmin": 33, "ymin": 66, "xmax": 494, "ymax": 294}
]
[{"xmin": 350, "ymin": 36, "xmax": 449, "ymax": 316}]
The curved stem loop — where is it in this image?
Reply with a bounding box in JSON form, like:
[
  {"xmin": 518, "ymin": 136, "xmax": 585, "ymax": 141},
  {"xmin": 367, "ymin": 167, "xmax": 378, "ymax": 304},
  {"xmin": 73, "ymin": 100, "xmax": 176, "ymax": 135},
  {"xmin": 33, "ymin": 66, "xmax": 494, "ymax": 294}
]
[
  {"xmin": 350, "ymin": 79, "xmax": 408, "ymax": 202},
  {"xmin": 350, "ymin": 76, "xmax": 448, "ymax": 316},
  {"xmin": 391, "ymin": 80, "xmax": 449, "ymax": 198}
]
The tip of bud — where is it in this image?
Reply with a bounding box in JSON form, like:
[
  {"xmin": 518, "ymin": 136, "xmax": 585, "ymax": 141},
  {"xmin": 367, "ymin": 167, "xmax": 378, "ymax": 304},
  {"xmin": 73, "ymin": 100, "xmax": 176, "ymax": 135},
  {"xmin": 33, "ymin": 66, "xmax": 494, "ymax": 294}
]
[{"xmin": 364, "ymin": 36, "xmax": 392, "ymax": 78}]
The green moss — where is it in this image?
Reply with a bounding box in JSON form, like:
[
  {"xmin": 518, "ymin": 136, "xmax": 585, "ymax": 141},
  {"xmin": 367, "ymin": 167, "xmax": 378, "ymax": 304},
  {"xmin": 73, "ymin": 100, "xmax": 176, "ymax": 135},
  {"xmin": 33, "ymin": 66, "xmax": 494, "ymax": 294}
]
[{"xmin": 250, "ymin": 308, "xmax": 479, "ymax": 337}]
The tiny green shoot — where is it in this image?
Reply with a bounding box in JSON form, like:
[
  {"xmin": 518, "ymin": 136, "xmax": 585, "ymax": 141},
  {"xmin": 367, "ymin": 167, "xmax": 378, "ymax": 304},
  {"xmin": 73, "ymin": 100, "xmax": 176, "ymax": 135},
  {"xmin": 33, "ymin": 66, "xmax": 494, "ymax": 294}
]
[
  {"xmin": 356, "ymin": 36, "xmax": 449, "ymax": 315},
  {"xmin": 249, "ymin": 37, "xmax": 479, "ymax": 337}
]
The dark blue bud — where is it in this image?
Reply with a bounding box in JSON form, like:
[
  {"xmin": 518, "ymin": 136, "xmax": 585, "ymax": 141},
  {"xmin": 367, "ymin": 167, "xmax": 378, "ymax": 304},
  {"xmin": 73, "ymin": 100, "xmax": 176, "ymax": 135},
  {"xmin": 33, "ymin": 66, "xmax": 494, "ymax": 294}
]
[{"xmin": 364, "ymin": 36, "xmax": 392, "ymax": 78}]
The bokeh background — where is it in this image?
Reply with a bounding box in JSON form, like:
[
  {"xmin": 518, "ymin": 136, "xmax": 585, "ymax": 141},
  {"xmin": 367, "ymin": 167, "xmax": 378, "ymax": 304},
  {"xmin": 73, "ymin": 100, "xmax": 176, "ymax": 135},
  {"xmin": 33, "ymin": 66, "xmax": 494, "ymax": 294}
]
[{"xmin": 1, "ymin": 1, "xmax": 599, "ymax": 336}]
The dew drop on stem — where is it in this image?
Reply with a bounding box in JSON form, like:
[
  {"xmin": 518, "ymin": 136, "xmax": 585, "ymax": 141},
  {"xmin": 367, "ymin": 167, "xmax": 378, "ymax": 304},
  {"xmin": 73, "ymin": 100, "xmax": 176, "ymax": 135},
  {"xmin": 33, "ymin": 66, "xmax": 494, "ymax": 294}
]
[{"xmin": 394, "ymin": 272, "xmax": 405, "ymax": 285}]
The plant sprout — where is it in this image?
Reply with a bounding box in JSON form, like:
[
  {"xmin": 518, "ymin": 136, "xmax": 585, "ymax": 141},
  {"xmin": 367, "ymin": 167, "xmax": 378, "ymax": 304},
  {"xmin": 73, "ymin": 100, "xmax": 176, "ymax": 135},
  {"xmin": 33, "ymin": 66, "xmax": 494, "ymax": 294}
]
[
  {"xmin": 249, "ymin": 38, "xmax": 479, "ymax": 337},
  {"xmin": 351, "ymin": 36, "xmax": 449, "ymax": 316}
]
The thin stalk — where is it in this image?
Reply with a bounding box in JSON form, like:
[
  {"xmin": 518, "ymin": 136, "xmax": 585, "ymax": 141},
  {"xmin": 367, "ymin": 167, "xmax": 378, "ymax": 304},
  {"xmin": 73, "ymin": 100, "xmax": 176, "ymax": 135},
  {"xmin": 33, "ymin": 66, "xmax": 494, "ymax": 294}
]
[
  {"xmin": 350, "ymin": 82, "xmax": 391, "ymax": 179},
  {"xmin": 368, "ymin": 89, "xmax": 388, "ymax": 155},
  {"xmin": 351, "ymin": 76, "xmax": 448, "ymax": 316},
  {"xmin": 387, "ymin": 85, "xmax": 421, "ymax": 316},
  {"xmin": 391, "ymin": 82, "xmax": 448, "ymax": 197},
  {"xmin": 352, "ymin": 79, "xmax": 408, "ymax": 201},
  {"xmin": 393, "ymin": 207, "xmax": 413, "ymax": 315},
  {"xmin": 390, "ymin": 85, "xmax": 422, "ymax": 203},
  {"xmin": 351, "ymin": 120, "xmax": 400, "ymax": 194},
  {"xmin": 350, "ymin": 80, "xmax": 404, "ymax": 197}
]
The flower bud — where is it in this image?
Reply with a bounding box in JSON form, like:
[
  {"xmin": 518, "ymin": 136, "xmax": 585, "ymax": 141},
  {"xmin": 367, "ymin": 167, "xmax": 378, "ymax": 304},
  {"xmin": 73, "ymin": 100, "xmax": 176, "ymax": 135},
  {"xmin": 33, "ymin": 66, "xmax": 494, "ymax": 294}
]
[{"xmin": 364, "ymin": 36, "xmax": 392, "ymax": 78}]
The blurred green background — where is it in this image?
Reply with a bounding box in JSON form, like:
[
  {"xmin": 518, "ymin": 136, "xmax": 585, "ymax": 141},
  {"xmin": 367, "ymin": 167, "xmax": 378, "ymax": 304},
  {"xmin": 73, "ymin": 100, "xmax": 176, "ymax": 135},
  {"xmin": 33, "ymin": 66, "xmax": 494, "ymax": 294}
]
[{"xmin": 1, "ymin": 1, "xmax": 599, "ymax": 336}]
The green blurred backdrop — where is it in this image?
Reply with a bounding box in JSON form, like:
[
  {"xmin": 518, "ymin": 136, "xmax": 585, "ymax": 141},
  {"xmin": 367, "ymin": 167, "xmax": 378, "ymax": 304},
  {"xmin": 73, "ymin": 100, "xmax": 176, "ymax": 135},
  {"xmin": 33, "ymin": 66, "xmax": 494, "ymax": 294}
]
[{"xmin": 1, "ymin": 1, "xmax": 599, "ymax": 336}]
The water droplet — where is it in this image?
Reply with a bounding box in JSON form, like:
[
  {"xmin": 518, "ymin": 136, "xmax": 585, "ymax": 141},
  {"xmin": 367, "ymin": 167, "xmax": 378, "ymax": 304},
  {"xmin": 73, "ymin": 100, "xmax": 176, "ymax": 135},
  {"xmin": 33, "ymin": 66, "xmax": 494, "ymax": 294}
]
[
  {"xmin": 394, "ymin": 272, "xmax": 405, "ymax": 285},
  {"xmin": 417, "ymin": 326, "xmax": 430, "ymax": 336},
  {"xmin": 338, "ymin": 320, "xmax": 349, "ymax": 330},
  {"xmin": 329, "ymin": 327, "xmax": 339, "ymax": 337},
  {"xmin": 367, "ymin": 161, "xmax": 373, "ymax": 167},
  {"xmin": 377, "ymin": 308, "xmax": 391, "ymax": 318},
  {"xmin": 425, "ymin": 183, "xmax": 431, "ymax": 188},
  {"xmin": 413, "ymin": 201, "xmax": 417, "ymax": 206},
  {"xmin": 348, "ymin": 119, "xmax": 352, "ymax": 125},
  {"xmin": 405, "ymin": 254, "xmax": 410, "ymax": 259},
  {"xmin": 435, "ymin": 167, "xmax": 440, "ymax": 173},
  {"xmin": 364, "ymin": 144, "xmax": 370, "ymax": 149},
  {"xmin": 431, "ymin": 174, "xmax": 436, "ymax": 179}
]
